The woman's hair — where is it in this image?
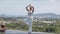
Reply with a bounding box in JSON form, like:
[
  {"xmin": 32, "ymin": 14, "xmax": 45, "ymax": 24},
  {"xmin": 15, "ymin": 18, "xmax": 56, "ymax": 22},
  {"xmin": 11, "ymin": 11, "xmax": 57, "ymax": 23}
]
[{"xmin": 1, "ymin": 25, "xmax": 5, "ymax": 28}]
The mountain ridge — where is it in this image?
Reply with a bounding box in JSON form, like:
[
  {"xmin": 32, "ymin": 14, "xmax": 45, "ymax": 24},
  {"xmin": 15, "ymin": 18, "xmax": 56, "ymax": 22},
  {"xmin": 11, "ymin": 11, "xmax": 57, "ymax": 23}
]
[
  {"xmin": 0, "ymin": 13, "xmax": 60, "ymax": 18},
  {"xmin": 33, "ymin": 13, "xmax": 60, "ymax": 18}
]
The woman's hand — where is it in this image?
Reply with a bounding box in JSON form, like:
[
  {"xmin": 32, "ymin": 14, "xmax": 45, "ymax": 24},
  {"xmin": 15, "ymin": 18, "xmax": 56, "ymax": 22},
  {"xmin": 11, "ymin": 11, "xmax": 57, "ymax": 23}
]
[{"xmin": 26, "ymin": 4, "xmax": 34, "ymax": 13}]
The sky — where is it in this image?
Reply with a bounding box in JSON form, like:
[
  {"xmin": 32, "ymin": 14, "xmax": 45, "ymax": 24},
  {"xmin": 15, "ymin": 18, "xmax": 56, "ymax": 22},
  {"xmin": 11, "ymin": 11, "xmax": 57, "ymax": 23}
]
[{"xmin": 0, "ymin": 0, "xmax": 60, "ymax": 16}]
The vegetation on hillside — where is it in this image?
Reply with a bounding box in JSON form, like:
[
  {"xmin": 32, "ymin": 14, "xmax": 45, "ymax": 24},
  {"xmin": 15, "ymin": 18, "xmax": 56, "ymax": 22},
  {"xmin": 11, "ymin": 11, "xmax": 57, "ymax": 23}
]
[{"xmin": 4, "ymin": 18, "xmax": 60, "ymax": 33}]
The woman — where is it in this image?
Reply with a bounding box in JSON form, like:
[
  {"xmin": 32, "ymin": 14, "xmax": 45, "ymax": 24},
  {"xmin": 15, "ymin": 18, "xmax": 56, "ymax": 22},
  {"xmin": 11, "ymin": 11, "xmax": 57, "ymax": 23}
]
[
  {"xmin": 0, "ymin": 25, "xmax": 6, "ymax": 32},
  {"xmin": 26, "ymin": 4, "xmax": 34, "ymax": 34}
]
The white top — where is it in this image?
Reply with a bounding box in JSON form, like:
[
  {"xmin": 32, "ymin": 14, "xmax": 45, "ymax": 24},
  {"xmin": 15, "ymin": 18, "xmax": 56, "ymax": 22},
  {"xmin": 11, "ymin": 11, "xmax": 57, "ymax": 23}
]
[{"xmin": 28, "ymin": 12, "xmax": 33, "ymax": 19}]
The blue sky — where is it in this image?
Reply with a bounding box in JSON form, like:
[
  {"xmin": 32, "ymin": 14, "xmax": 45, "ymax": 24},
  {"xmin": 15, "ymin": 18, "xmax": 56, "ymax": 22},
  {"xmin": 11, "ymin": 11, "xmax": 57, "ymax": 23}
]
[{"xmin": 0, "ymin": 0, "xmax": 59, "ymax": 16}]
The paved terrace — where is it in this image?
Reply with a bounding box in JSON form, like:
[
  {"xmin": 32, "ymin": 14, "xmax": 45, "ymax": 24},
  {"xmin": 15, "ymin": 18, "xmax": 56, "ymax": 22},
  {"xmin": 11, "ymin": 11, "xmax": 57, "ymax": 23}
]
[{"xmin": 5, "ymin": 30, "xmax": 54, "ymax": 34}]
